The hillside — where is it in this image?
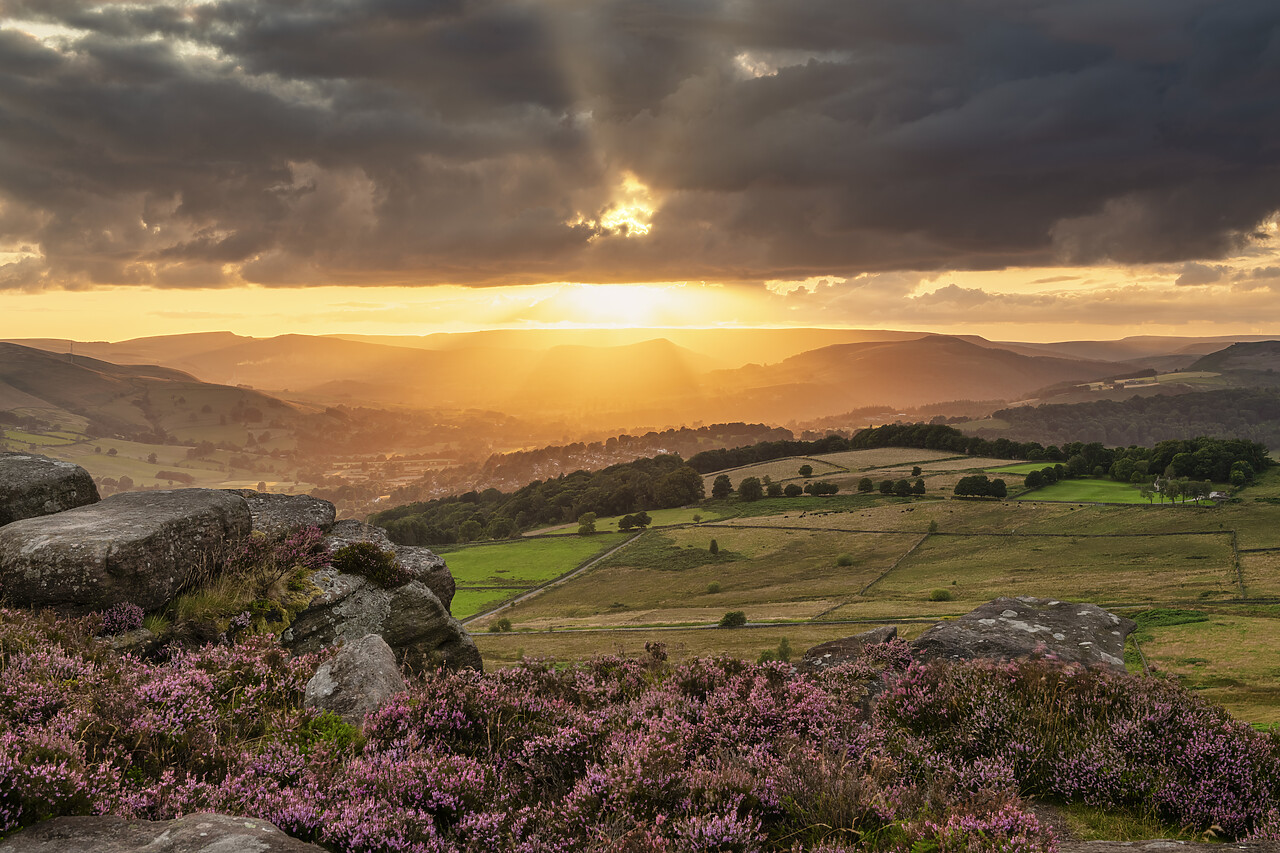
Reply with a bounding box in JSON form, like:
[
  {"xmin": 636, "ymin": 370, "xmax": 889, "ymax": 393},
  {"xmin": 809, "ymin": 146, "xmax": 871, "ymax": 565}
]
[
  {"xmin": 702, "ymin": 335, "xmax": 1119, "ymax": 419},
  {"xmin": 1189, "ymin": 339, "xmax": 1280, "ymax": 373}
]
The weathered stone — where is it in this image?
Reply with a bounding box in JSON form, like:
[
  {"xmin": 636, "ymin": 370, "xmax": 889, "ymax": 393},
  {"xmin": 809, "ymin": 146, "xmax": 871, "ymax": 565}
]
[
  {"xmin": 323, "ymin": 520, "xmax": 455, "ymax": 611},
  {"xmin": 0, "ymin": 452, "xmax": 99, "ymax": 526},
  {"xmin": 282, "ymin": 566, "xmax": 481, "ymax": 671},
  {"xmin": 0, "ymin": 812, "xmax": 327, "ymax": 852},
  {"xmin": 304, "ymin": 633, "xmax": 406, "ymax": 725},
  {"xmin": 225, "ymin": 490, "xmax": 336, "ymax": 536},
  {"xmin": 0, "ymin": 489, "xmax": 251, "ymax": 614},
  {"xmin": 798, "ymin": 625, "xmax": 897, "ymax": 673},
  {"xmin": 911, "ymin": 596, "xmax": 1135, "ymax": 672},
  {"xmin": 1060, "ymin": 842, "xmax": 1280, "ymax": 853},
  {"xmin": 105, "ymin": 627, "xmax": 156, "ymax": 655}
]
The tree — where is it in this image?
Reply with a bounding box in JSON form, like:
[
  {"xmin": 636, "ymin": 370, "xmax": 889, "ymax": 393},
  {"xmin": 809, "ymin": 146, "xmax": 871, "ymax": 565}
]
[
  {"xmin": 656, "ymin": 466, "xmax": 705, "ymax": 507},
  {"xmin": 783, "ymin": 483, "xmax": 803, "ymax": 497},
  {"xmin": 458, "ymin": 519, "xmax": 484, "ymax": 542},
  {"xmin": 618, "ymin": 514, "xmax": 636, "ymax": 531},
  {"xmin": 1024, "ymin": 470, "xmax": 1044, "ymax": 489},
  {"xmin": 879, "ymin": 480, "xmax": 894, "ymax": 494},
  {"xmin": 632, "ymin": 511, "xmax": 651, "ymax": 529},
  {"xmin": 893, "ymin": 479, "xmax": 912, "ymax": 497},
  {"xmin": 766, "ymin": 482, "xmax": 783, "ymax": 497},
  {"xmin": 912, "ymin": 478, "xmax": 926, "ymax": 495},
  {"xmin": 911, "ymin": 466, "xmax": 923, "ymax": 477},
  {"xmin": 738, "ymin": 476, "xmax": 764, "ymax": 502},
  {"xmin": 147, "ymin": 453, "xmax": 158, "ymax": 464},
  {"xmin": 117, "ymin": 475, "xmax": 134, "ymax": 491},
  {"xmin": 577, "ymin": 512, "xmax": 597, "ymax": 535},
  {"xmin": 711, "ymin": 475, "xmax": 733, "ymax": 499},
  {"xmin": 798, "ymin": 464, "xmax": 814, "ymax": 478},
  {"xmin": 709, "ymin": 539, "xmax": 719, "ymax": 555},
  {"xmin": 857, "ymin": 477, "xmax": 874, "ymax": 493},
  {"xmin": 718, "ymin": 611, "xmax": 747, "ymax": 628}
]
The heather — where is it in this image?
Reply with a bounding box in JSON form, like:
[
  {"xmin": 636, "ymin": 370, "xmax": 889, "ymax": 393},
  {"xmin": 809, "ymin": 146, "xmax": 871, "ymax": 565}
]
[{"xmin": 2, "ymin": 610, "xmax": 1280, "ymax": 852}]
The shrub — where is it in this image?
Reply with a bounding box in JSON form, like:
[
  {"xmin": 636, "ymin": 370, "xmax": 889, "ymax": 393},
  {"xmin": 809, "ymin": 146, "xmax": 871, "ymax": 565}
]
[
  {"xmin": 835, "ymin": 553, "xmax": 854, "ymax": 567},
  {"xmin": 783, "ymin": 483, "xmax": 803, "ymax": 497},
  {"xmin": 718, "ymin": 610, "xmax": 747, "ymax": 628},
  {"xmin": 928, "ymin": 588, "xmax": 954, "ymax": 601},
  {"xmin": 709, "ymin": 539, "xmax": 719, "ymax": 555},
  {"xmin": 97, "ymin": 602, "xmax": 144, "ymax": 636},
  {"xmin": 330, "ymin": 542, "xmax": 411, "ymax": 589},
  {"xmin": 706, "ymin": 582, "xmax": 721, "ymax": 594}
]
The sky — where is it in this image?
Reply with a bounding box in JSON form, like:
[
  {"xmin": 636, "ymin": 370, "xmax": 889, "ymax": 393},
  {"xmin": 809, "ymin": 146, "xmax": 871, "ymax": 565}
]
[{"xmin": 1, "ymin": 0, "xmax": 1279, "ymax": 342}]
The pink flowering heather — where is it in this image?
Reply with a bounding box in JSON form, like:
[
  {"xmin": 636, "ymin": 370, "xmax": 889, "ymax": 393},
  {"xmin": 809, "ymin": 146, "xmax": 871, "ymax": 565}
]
[{"xmin": 3, "ymin": 609, "xmax": 1280, "ymax": 851}]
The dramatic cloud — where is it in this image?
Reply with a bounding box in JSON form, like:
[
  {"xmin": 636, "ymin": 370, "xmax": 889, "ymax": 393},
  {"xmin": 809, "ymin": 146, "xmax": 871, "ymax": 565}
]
[{"xmin": 1, "ymin": 0, "xmax": 1279, "ymax": 290}]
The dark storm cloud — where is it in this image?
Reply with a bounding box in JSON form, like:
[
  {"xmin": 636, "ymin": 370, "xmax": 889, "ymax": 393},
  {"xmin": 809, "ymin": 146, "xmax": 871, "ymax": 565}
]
[{"xmin": 0, "ymin": 0, "xmax": 1278, "ymax": 289}]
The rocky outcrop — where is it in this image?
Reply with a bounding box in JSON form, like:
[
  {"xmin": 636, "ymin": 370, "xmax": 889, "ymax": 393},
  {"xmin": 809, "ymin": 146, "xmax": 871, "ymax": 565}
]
[
  {"xmin": 226, "ymin": 490, "xmax": 336, "ymax": 536},
  {"xmin": 0, "ymin": 812, "xmax": 327, "ymax": 852},
  {"xmin": 0, "ymin": 452, "xmax": 99, "ymax": 526},
  {"xmin": 304, "ymin": 633, "xmax": 406, "ymax": 725},
  {"xmin": 798, "ymin": 626, "xmax": 897, "ymax": 673},
  {"xmin": 911, "ymin": 596, "xmax": 1135, "ymax": 672},
  {"xmin": 323, "ymin": 519, "xmax": 455, "ymax": 611},
  {"xmin": 283, "ymin": 565, "xmax": 480, "ymax": 672},
  {"xmin": 0, "ymin": 489, "xmax": 251, "ymax": 614},
  {"xmin": 1060, "ymin": 843, "xmax": 1279, "ymax": 853}
]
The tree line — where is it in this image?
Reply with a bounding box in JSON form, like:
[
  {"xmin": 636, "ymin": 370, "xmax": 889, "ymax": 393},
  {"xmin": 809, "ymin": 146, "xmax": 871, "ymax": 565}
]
[{"xmin": 371, "ymin": 455, "xmax": 704, "ymax": 545}]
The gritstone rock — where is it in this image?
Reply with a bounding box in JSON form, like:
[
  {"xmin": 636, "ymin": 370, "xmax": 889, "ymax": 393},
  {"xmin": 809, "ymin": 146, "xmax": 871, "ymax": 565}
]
[
  {"xmin": 0, "ymin": 489, "xmax": 251, "ymax": 614},
  {"xmin": 0, "ymin": 452, "xmax": 99, "ymax": 526},
  {"xmin": 798, "ymin": 625, "xmax": 898, "ymax": 673},
  {"xmin": 911, "ymin": 596, "xmax": 1135, "ymax": 672},
  {"xmin": 0, "ymin": 812, "xmax": 328, "ymax": 852},
  {"xmin": 323, "ymin": 519, "xmax": 455, "ymax": 611},
  {"xmin": 225, "ymin": 489, "xmax": 336, "ymax": 536},
  {"xmin": 304, "ymin": 633, "xmax": 406, "ymax": 725},
  {"xmin": 282, "ymin": 565, "xmax": 481, "ymax": 672}
]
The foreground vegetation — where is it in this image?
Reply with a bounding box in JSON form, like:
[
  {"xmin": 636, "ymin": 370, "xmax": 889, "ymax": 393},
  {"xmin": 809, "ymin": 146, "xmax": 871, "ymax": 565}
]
[{"xmin": 4, "ymin": 607, "xmax": 1280, "ymax": 850}]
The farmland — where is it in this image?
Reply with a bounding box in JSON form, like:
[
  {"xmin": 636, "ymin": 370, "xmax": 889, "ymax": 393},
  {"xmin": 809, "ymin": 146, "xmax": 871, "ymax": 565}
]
[{"xmin": 460, "ymin": 459, "xmax": 1280, "ymax": 724}]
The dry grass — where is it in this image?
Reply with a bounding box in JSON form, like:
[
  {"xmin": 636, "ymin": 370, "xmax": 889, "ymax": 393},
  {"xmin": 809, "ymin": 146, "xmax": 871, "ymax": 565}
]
[{"xmin": 700, "ymin": 456, "xmax": 845, "ymax": 491}]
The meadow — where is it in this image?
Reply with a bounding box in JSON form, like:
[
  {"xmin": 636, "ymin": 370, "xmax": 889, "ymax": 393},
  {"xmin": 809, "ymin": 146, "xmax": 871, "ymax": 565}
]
[{"xmin": 454, "ymin": 458, "xmax": 1280, "ymax": 724}]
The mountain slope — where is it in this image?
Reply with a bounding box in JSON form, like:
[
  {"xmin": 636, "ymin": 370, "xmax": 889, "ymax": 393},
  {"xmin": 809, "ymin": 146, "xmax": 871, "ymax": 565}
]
[{"xmin": 702, "ymin": 335, "xmax": 1119, "ymax": 419}]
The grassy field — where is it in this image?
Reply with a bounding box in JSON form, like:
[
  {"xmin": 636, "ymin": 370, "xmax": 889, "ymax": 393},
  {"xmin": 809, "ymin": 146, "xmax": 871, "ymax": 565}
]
[
  {"xmin": 701, "ymin": 456, "xmax": 846, "ymax": 491},
  {"xmin": 810, "ymin": 447, "xmax": 966, "ymax": 470},
  {"xmin": 1016, "ymin": 478, "xmax": 1153, "ymax": 504},
  {"xmin": 986, "ymin": 461, "xmax": 1056, "ymax": 476},
  {"xmin": 435, "ymin": 534, "xmax": 630, "ymax": 619},
  {"xmin": 438, "ymin": 463, "xmax": 1280, "ymax": 724}
]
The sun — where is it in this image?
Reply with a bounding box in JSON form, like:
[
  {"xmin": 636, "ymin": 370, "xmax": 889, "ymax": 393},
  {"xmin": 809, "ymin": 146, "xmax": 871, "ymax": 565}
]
[{"xmin": 559, "ymin": 284, "xmax": 675, "ymax": 326}]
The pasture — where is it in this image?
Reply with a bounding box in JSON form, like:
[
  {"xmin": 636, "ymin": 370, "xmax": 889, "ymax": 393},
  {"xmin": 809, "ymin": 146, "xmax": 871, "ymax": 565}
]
[
  {"xmin": 446, "ymin": 465, "xmax": 1280, "ymax": 723},
  {"xmin": 1015, "ymin": 478, "xmax": 1153, "ymax": 504}
]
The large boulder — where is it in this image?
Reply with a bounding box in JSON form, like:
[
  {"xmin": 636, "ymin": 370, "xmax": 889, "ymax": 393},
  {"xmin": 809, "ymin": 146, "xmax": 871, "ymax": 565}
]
[
  {"xmin": 0, "ymin": 489, "xmax": 251, "ymax": 614},
  {"xmin": 323, "ymin": 520, "xmax": 455, "ymax": 612},
  {"xmin": 911, "ymin": 596, "xmax": 1135, "ymax": 672},
  {"xmin": 0, "ymin": 452, "xmax": 99, "ymax": 526},
  {"xmin": 0, "ymin": 813, "xmax": 327, "ymax": 852},
  {"xmin": 304, "ymin": 633, "xmax": 406, "ymax": 725},
  {"xmin": 282, "ymin": 565, "xmax": 481, "ymax": 672},
  {"xmin": 226, "ymin": 489, "xmax": 336, "ymax": 536},
  {"xmin": 798, "ymin": 625, "xmax": 898, "ymax": 673}
]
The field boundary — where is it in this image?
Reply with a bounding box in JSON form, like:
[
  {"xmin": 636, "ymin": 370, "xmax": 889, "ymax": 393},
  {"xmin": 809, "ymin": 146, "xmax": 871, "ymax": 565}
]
[
  {"xmin": 461, "ymin": 531, "xmax": 645, "ymax": 625},
  {"xmin": 860, "ymin": 533, "xmax": 931, "ymax": 596}
]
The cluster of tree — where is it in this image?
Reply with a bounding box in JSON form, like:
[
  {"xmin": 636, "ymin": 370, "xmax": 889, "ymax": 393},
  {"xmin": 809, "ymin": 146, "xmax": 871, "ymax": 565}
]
[
  {"xmin": 804, "ymin": 481, "xmax": 841, "ymax": 496},
  {"xmin": 688, "ymin": 433, "xmax": 859, "ymax": 473},
  {"xmin": 985, "ymin": 389, "xmax": 1280, "ymax": 449},
  {"xmin": 859, "ymin": 478, "xmax": 926, "ymax": 496},
  {"xmin": 617, "ymin": 512, "xmax": 652, "ymax": 530},
  {"xmin": 154, "ymin": 470, "xmax": 195, "ymax": 485},
  {"xmin": 953, "ymin": 475, "xmax": 1008, "ymax": 498},
  {"xmin": 477, "ymin": 424, "xmax": 791, "ymax": 486},
  {"xmin": 372, "ymin": 455, "xmax": 704, "ymax": 545}
]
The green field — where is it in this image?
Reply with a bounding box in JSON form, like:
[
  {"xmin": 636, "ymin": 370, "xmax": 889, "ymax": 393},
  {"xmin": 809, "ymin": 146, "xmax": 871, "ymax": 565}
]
[
  {"xmin": 1016, "ymin": 478, "xmax": 1153, "ymax": 504},
  {"xmin": 986, "ymin": 462, "xmax": 1056, "ymax": 475},
  {"xmin": 441, "ymin": 466, "xmax": 1280, "ymax": 724}
]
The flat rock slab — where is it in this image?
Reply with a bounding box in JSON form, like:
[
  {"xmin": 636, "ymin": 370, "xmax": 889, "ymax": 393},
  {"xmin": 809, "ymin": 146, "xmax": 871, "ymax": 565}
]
[
  {"xmin": 0, "ymin": 489, "xmax": 251, "ymax": 614},
  {"xmin": 911, "ymin": 596, "xmax": 1135, "ymax": 672},
  {"xmin": 225, "ymin": 490, "xmax": 335, "ymax": 537},
  {"xmin": 0, "ymin": 813, "xmax": 327, "ymax": 852},
  {"xmin": 0, "ymin": 452, "xmax": 99, "ymax": 526},
  {"xmin": 305, "ymin": 633, "xmax": 406, "ymax": 725},
  {"xmin": 798, "ymin": 625, "xmax": 898, "ymax": 673}
]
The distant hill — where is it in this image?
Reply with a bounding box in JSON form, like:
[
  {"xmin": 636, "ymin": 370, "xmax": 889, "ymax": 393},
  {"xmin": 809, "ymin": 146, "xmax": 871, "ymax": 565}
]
[
  {"xmin": 0, "ymin": 341, "xmax": 304, "ymax": 441},
  {"xmin": 1189, "ymin": 340, "xmax": 1280, "ymax": 374},
  {"xmin": 700, "ymin": 335, "xmax": 1119, "ymax": 420}
]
